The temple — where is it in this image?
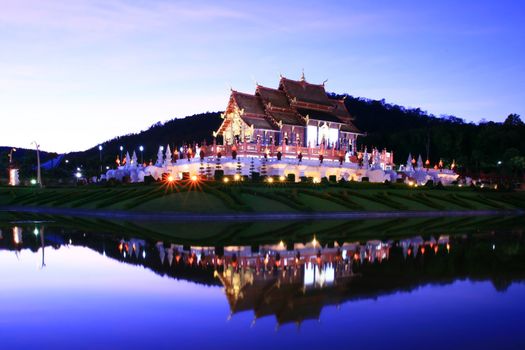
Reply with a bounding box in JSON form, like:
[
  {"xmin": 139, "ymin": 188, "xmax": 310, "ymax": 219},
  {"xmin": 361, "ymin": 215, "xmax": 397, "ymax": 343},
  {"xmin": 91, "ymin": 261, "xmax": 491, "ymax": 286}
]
[
  {"xmin": 103, "ymin": 74, "xmax": 459, "ymax": 185},
  {"xmin": 216, "ymin": 74, "xmax": 361, "ymax": 155}
]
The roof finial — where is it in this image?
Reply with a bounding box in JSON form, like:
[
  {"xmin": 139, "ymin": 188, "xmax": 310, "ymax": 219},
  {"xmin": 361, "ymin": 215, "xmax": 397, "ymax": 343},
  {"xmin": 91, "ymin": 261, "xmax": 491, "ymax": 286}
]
[
  {"xmin": 301, "ymin": 68, "xmax": 305, "ymax": 82},
  {"xmin": 322, "ymin": 79, "xmax": 328, "ymax": 86}
]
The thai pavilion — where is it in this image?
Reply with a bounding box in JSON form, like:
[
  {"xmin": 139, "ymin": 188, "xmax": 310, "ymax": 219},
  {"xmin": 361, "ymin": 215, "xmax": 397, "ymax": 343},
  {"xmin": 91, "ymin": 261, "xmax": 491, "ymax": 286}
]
[
  {"xmin": 103, "ymin": 74, "xmax": 458, "ymax": 185},
  {"xmin": 216, "ymin": 74, "xmax": 361, "ymax": 156}
]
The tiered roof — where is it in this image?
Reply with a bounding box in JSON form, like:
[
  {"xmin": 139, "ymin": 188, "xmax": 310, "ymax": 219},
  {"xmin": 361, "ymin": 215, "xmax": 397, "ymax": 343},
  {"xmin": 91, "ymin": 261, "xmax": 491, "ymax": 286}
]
[{"xmin": 222, "ymin": 75, "xmax": 360, "ymax": 133}]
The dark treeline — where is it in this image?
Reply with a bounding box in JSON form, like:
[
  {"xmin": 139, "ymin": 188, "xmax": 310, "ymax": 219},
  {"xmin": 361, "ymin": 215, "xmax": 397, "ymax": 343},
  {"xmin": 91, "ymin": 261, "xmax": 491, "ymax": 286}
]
[
  {"xmin": 331, "ymin": 93, "xmax": 525, "ymax": 179},
  {"xmin": 2, "ymin": 96, "xmax": 524, "ymax": 183}
]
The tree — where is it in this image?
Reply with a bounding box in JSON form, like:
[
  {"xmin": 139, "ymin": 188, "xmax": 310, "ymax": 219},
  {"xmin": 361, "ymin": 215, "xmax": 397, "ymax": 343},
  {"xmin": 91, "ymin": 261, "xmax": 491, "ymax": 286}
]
[{"xmin": 503, "ymin": 114, "xmax": 523, "ymax": 126}]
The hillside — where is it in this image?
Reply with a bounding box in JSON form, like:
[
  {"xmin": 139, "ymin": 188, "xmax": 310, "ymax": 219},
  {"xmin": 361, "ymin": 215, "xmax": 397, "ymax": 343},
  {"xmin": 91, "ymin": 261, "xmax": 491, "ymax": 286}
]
[{"xmin": 1, "ymin": 96, "xmax": 523, "ymax": 184}]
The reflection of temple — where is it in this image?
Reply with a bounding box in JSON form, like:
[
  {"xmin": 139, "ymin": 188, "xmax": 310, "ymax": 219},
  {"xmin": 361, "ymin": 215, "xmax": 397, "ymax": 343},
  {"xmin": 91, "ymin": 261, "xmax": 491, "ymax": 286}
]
[{"xmin": 2, "ymin": 225, "xmax": 525, "ymax": 325}]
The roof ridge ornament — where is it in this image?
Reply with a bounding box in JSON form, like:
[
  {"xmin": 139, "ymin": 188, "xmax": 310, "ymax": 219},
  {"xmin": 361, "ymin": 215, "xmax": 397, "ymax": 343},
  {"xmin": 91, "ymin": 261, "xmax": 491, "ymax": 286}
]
[
  {"xmin": 300, "ymin": 69, "xmax": 305, "ymax": 82},
  {"xmin": 322, "ymin": 79, "xmax": 328, "ymax": 86}
]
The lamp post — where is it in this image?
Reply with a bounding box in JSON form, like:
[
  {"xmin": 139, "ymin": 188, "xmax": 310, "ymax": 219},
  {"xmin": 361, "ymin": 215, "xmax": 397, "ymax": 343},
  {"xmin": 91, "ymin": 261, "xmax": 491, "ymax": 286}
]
[
  {"xmin": 98, "ymin": 145, "xmax": 103, "ymax": 174},
  {"xmin": 31, "ymin": 141, "xmax": 42, "ymax": 188},
  {"xmin": 119, "ymin": 146, "xmax": 123, "ymax": 162},
  {"xmin": 139, "ymin": 145, "xmax": 144, "ymax": 165}
]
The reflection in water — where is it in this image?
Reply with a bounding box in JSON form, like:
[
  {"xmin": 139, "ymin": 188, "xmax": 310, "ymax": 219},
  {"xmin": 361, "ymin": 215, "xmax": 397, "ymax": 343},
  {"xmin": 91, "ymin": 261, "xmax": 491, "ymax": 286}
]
[{"xmin": 1, "ymin": 222, "xmax": 524, "ymax": 327}]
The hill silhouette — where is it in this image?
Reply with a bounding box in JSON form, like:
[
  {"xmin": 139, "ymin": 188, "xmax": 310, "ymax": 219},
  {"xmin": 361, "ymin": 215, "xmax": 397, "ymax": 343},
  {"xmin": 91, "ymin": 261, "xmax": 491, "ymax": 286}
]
[{"xmin": 1, "ymin": 96, "xmax": 523, "ymax": 184}]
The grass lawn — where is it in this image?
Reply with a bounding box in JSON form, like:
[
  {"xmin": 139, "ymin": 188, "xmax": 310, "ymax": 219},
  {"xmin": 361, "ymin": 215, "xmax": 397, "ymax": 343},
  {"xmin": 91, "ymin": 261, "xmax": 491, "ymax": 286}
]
[{"xmin": 0, "ymin": 181, "xmax": 523, "ymax": 214}]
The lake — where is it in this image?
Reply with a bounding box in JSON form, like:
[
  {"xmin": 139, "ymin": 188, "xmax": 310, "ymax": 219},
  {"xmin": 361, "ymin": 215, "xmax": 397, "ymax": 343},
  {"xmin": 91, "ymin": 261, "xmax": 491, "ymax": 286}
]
[{"xmin": 1, "ymin": 216, "xmax": 524, "ymax": 349}]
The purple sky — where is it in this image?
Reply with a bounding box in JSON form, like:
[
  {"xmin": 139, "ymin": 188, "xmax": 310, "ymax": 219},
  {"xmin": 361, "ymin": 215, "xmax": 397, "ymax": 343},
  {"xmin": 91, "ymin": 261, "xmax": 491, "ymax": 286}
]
[{"xmin": 1, "ymin": 0, "xmax": 524, "ymax": 153}]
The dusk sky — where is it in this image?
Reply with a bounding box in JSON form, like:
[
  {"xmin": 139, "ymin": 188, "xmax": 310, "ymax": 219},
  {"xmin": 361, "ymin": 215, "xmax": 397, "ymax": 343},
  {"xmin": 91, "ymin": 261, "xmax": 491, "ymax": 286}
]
[{"xmin": 1, "ymin": 0, "xmax": 524, "ymax": 153}]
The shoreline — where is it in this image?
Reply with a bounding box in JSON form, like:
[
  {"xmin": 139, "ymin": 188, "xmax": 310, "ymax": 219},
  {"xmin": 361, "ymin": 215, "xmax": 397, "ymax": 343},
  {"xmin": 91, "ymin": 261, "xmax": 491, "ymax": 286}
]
[{"xmin": 1, "ymin": 205, "xmax": 523, "ymax": 222}]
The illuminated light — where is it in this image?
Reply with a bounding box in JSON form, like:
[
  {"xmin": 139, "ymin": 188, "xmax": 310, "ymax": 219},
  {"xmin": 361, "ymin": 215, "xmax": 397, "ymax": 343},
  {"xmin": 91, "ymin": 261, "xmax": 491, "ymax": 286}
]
[
  {"xmin": 278, "ymin": 240, "xmax": 285, "ymax": 249},
  {"xmin": 223, "ymin": 177, "xmax": 229, "ymax": 183},
  {"xmin": 312, "ymin": 236, "xmax": 318, "ymax": 247},
  {"xmin": 233, "ymin": 174, "xmax": 241, "ymax": 181},
  {"xmin": 407, "ymin": 248, "xmax": 412, "ymax": 256},
  {"xmin": 446, "ymin": 243, "xmax": 450, "ymax": 252},
  {"xmin": 313, "ymin": 177, "xmax": 320, "ymax": 184},
  {"xmin": 480, "ymin": 184, "xmax": 484, "ymax": 188},
  {"xmin": 492, "ymin": 244, "xmax": 495, "ymax": 251},
  {"xmin": 123, "ymin": 251, "xmax": 127, "ymax": 258},
  {"xmin": 408, "ymin": 181, "xmax": 414, "ymax": 187},
  {"xmin": 30, "ymin": 179, "xmax": 37, "ymax": 185},
  {"xmin": 65, "ymin": 159, "xmax": 69, "ymax": 163},
  {"xmin": 279, "ymin": 176, "xmax": 285, "ymax": 182},
  {"xmin": 458, "ymin": 184, "xmax": 463, "ymax": 187},
  {"xmin": 421, "ymin": 247, "xmax": 425, "ymax": 254},
  {"xmin": 139, "ymin": 146, "xmax": 144, "ymax": 152},
  {"xmin": 434, "ymin": 245, "xmax": 438, "ymax": 254},
  {"xmin": 119, "ymin": 243, "xmax": 123, "ymax": 252},
  {"xmin": 69, "ymin": 239, "xmax": 72, "ymax": 245},
  {"xmin": 106, "ymin": 166, "xmax": 110, "ymax": 170},
  {"xmin": 267, "ymin": 177, "xmax": 274, "ymax": 183},
  {"xmin": 75, "ymin": 172, "xmax": 82, "ymax": 178},
  {"xmin": 33, "ymin": 228, "xmax": 39, "ymax": 236},
  {"xmin": 167, "ymin": 175, "xmax": 174, "ymax": 182},
  {"xmin": 98, "ymin": 145, "xmax": 103, "ymax": 151},
  {"xmin": 191, "ymin": 175, "xmax": 198, "ymax": 181}
]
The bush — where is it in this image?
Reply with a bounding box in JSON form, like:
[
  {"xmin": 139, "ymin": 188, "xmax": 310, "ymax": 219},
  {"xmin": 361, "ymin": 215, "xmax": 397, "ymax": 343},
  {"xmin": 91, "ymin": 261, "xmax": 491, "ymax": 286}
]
[
  {"xmin": 251, "ymin": 172, "xmax": 260, "ymax": 182},
  {"xmin": 300, "ymin": 176, "xmax": 308, "ymax": 183},
  {"xmin": 328, "ymin": 175, "xmax": 337, "ymax": 182},
  {"xmin": 143, "ymin": 175, "xmax": 156, "ymax": 185},
  {"xmin": 287, "ymin": 173, "xmax": 296, "ymax": 183},
  {"xmin": 425, "ymin": 180, "xmax": 434, "ymax": 187},
  {"xmin": 182, "ymin": 172, "xmax": 190, "ymax": 180},
  {"xmin": 214, "ymin": 170, "xmax": 224, "ymax": 181},
  {"xmin": 361, "ymin": 177, "xmax": 369, "ymax": 182}
]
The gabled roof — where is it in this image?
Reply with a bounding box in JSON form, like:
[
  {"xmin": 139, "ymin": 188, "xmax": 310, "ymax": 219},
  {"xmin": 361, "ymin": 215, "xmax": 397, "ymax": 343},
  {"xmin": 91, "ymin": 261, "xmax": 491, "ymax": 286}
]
[
  {"xmin": 267, "ymin": 110, "xmax": 305, "ymax": 126},
  {"xmin": 231, "ymin": 91, "xmax": 266, "ymax": 116},
  {"xmin": 220, "ymin": 75, "xmax": 362, "ymax": 135},
  {"xmin": 242, "ymin": 116, "xmax": 278, "ymax": 130},
  {"xmin": 296, "ymin": 107, "xmax": 342, "ymax": 123},
  {"xmin": 279, "ymin": 77, "xmax": 332, "ymax": 107},
  {"xmin": 256, "ymin": 86, "xmax": 290, "ymax": 109}
]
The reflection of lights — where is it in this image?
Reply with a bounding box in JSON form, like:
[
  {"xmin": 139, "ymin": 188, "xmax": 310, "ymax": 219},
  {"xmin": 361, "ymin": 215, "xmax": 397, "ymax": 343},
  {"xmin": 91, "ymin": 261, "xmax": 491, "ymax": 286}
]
[
  {"xmin": 123, "ymin": 251, "xmax": 127, "ymax": 258},
  {"xmin": 33, "ymin": 228, "xmax": 39, "ymax": 236},
  {"xmin": 143, "ymin": 251, "xmax": 146, "ymax": 259},
  {"xmin": 223, "ymin": 177, "xmax": 229, "ymax": 183},
  {"xmin": 492, "ymin": 244, "xmax": 496, "ymax": 251},
  {"xmin": 13, "ymin": 227, "xmax": 22, "ymax": 245},
  {"xmin": 446, "ymin": 243, "xmax": 450, "ymax": 252},
  {"xmin": 267, "ymin": 177, "xmax": 274, "ymax": 183},
  {"xmin": 304, "ymin": 262, "xmax": 315, "ymax": 286},
  {"xmin": 30, "ymin": 179, "xmax": 37, "ymax": 185},
  {"xmin": 233, "ymin": 174, "xmax": 241, "ymax": 181},
  {"xmin": 279, "ymin": 176, "xmax": 285, "ymax": 182}
]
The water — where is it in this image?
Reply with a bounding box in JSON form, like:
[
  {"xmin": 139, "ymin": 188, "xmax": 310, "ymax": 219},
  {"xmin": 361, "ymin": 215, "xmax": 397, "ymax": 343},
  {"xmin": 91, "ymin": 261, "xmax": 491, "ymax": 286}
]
[{"xmin": 1, "ymin": 218, "xmax": 524, "ymax": 349}]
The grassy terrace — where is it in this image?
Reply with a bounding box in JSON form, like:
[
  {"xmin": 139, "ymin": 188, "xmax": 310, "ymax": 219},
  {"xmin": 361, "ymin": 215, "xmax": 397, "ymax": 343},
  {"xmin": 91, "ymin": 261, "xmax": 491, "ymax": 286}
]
[{"xmin": 0, "ymin": 180, "xmax": 524, "ymax": 214}]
